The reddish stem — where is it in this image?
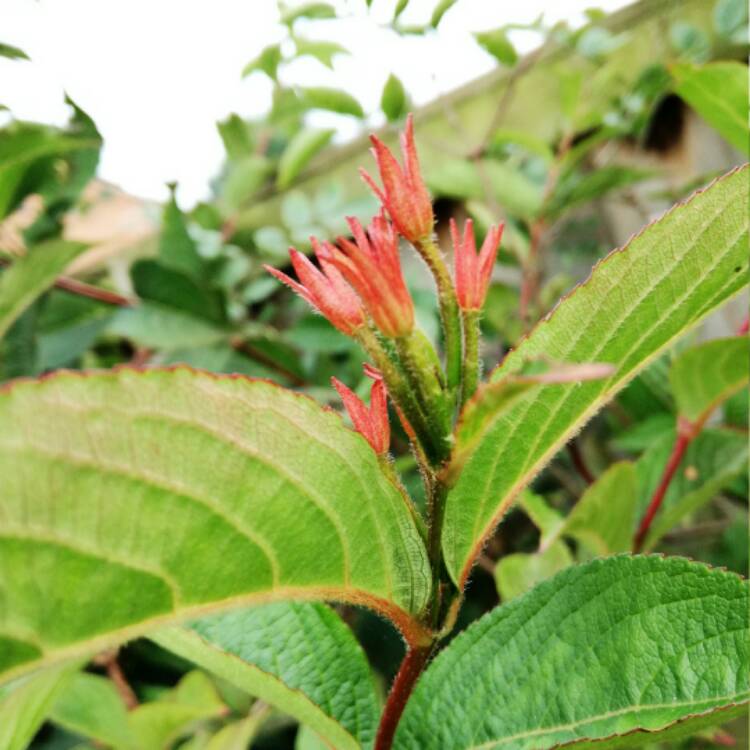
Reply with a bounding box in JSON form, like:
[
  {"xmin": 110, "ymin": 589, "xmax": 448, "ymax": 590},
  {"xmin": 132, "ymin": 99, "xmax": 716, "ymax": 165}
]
[
  {"xmin": 737, "ymin": 314, "xmax": 749, "ymax": 335},
  {"xmin": 374, "ymin": 646, "xmax": 431, "ymax": 750},
  {"xmin": 54, "ymin": 276, "xmax": 135, "ymax": 307},
  {"xmin": 633, "ymin": 422, "xmax": 693, "ymax": 552},
  {"xmin": 567, "ymin": 439, "xmax": 595, "ymax": 485}
]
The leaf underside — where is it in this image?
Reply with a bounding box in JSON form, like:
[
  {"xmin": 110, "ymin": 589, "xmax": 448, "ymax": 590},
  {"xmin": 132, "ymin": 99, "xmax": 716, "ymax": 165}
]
[
  {"xmin": 395, "ymin": 556, "xmax": 749, "ymax": 750},
  {"xmin": 443, "ymin": 166, "xmax": 749, "ymax": 586},
  {"xmin": 0, "ymin": 367, "xmax": 430, "ymax": 684}
]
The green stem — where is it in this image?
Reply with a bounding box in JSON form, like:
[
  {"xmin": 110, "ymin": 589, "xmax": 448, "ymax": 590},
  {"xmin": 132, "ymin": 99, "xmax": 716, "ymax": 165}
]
[
  {"xmin": 357, "ymin": 328, "xmax": 444, "ymax": 465},
  {"xmin": 414, "ymin": 237, "xmax": 462, "ymax": 397},
  {"xmin": 426, "ymin": 480, "xmax": 449, "ymax": 628},
  {"xmin": 460, "ymin": 309, "xmax": 481, "ymax": 408}
]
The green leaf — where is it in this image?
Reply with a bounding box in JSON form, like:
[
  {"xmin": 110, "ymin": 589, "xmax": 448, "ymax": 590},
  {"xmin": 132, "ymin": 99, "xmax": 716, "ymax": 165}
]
[
  {"xmin": 518, "ymin": 491, "xmax": 565, "ymax": 549},
  {"xmin": 0, "ymin": 367, "xmax": 430, "ymax": 683},
  {"xmin": 489, "ymin": 129, "xmax": 554, "ymax": 162},
  {"xmin": 494, "ymin": 541, "xmax": 572, "ymax": 601},
  {"xmin": 50, "ymin": 672, "xmax": 136, "ymax": 749},
  {"xmin": 564, "ymin": 462, "xmax": 637, "ymax": 556},
  {"xmin": 159, "ymin": 190, "xmax": 204, "ymax": 278},
  {"xmin": 152, "ymin": 602, "xmax": 378, "ymax": 750},
  {"xmin": 714, "ymin": 0, "xmax": 748, "ymax": 37},
  {"xmin": 0, "ymin": 663, "xmax": 78, "ymax": 750},
  {"xmin": 216, "ymin": 114, "xmax": 254, "ymax": 159},
  {"xmin": 430, "ymin": 0, "xmax": 457, "ymax": 28},
  {"xmin": 546, "ymin": 166, "xmax": 652, "ymax": 219},
  {"xmin": 299, "ymin": 87, "xmax": 364, "ymax": 118},
  {"xmin": 220, "ymin": 156, "xmax": 274, "ymax": 211},
  {"xmin": 0, "ymin": 240, "xmax": 86, "ymax": 339},
  {"xmin": 277, "ymin": 128, "xmax": 334, "ymax": 188},
  {"xmin": 474, "ymin": 28, "xmax": 518, "ymax": 66},
  {"xmin": 0, "ymin": 42, "xmax": 29, "ymax": 61},
  {"xmin": 128, "ymin": 671, "xmax": 225, "ymax": 750},
  {"xmin": 670, "ymin": 336, "xmax": 749, "ymax": 423},
  {"xmin": 381, "ymin": 74, "xmax": 407, "ymax": 123},
  {"xmin": 281, "ymin": 2, "xmax": 336, "ymax": 25},
  {"xmin": 395, "ymin": 556, "xmax": 750, "ymax": 750},
  {"xmin": 669, "ymin": 22, "xmax": 711, "ymax": 63},
  {"xmin": 673, "ymin": 62, "xmax": 748, "ymax": 154},
  {"xmin": 442, "ymin": 167, "xmax": 749, "ymax": 586},
  {"xmin": 639, "ymin": 428, "xmax": 748, "ymax": 551},
  {"xmin": 294, "ymin": 38, "xmax": 349, "ymax": 69},
  {"xmin": 241, "ymin": 44, "xmax": 283, "ymax": 80}
]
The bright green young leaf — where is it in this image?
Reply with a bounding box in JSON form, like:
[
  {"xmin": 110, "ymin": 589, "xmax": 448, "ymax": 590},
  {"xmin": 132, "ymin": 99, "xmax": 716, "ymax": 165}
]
[
  {"xmin": 216, "ymin": 113, "xmax": 254, "ymax": 159},
  {"xmin": 381, "ymin": 74, "xmax": 407, "ymax": 123},
  {"xmin": 0, "ymin": 663, "xmax": 78, "ymax": 750},
  {"xmin": 241, "ymin": 44, "xmax": 283, "ymax": 80},
  {"xmin": 518, "ymin": 491, "xmax": 565, "ymax": 549},
  {"xmin": 474, "ymin": 28, "xmax": 518, "ymax": 66},
  {"xmin": 152, "ymin": 602, "xmax": 379, "ymax": 750},
  {"xmin": 494, "ymin": 541, "xmax": 572, "ymax": 601},
  {"xmin": 638, "ymin": 428, "xmax": 748, "ymax": 552},
  {"xmin": 0, "ymin": 42, "xmax": 29, "ymax": 61},
  {"xmin": 296, "ymin": 724, "xmax": 330, "ymax": 750},
  {"xmin": 294, "ymin": 38, "xmax": 349, "ymax": 69},
  {"xmin": 396, "ymin": 556, "xmax": 750, "ymax": 750},
  {"xmin": 128, "ymin": 671, "xmax": 225, "ymax": 750},
  {"xmin": 673, "ymin": 62, "xmax": 749, "ymax": 155},
  {"xmin": 564, "ymin": 462, "xmax": 637, "ymax": 555},
  {"xmin": 299, "ymin": 87, "xmax": 364, "ymax": 118},
  {"xmin": 0, "ymin": 240, "xmax": 86, "ymax": 339},
  {"xmin": 205, "ymin": 710, "xmax": 268, "ymax": 749},
  {"xmin": 443, "ymin": 167, "xmax": 749, "ymax": 586},
  {"xmin": 159, "ymin": 190, "xmax": 204, "ymax": 278},
  {"xmin": 0, "ymin": 368, "xmax": 430, "ymax": 684},
  {"xmin": 670, "ymin": 336, "xmax": 749, "ymax": 423},
  {"xmin": 277, "ymin": 128, "xmax": 334, "ymax": 188},
  {"xmin": 430, "ymin": 0, "xmax": 457, "ymax": 28},
  {"xmin": 281, "ymin": 2, "xmax": 336, "ymax": 25},
  {"xmin": 50, "ymin": 672, "xmax": 136, "ymax": 749}
]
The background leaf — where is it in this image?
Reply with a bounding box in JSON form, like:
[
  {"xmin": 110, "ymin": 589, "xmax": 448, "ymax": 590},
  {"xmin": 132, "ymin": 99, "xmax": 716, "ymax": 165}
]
[{"xmin": 277, "ymin": 129, "xmax": 335, "ymax": 188}]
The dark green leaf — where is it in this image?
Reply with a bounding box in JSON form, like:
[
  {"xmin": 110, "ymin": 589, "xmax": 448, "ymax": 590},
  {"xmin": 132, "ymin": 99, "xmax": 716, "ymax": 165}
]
[
  {"xmin": 0, "ymin": 42, "xmax": 29, "ymax": 61},
  {"xmin": 159, "ymin": 190, "xmax": 204, "ymax": 277},
  {"xmin": 396, "ymin": 556, "xmax": 750, "ymax": 749}
]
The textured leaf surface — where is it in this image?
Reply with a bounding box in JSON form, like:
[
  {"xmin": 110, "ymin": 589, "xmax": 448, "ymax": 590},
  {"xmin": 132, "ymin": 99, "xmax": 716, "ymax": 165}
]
[
  {"xmin": 670, "ymin": 336, "xmax": 748, "ymax": 423},
  {"xmin": 0, "ymin": 241, "xmax": 86, "ymax": 339},
  {"xmin": 673, "ymin": 62, "xmax": 749, "ymax": 154},
  {"xmin": 153, "ymin": 602, "xmax": 378, "ymax": 750},
  {"xmin": 0, "ymin": 663, "xmax": 78, "ymax": 750},
  {"xmin": 443, "ymin": 167, "xmax": 749, "ymax": 585},
  {"xmin": 395, "ymin": 556, "xmax": 749, "ymax": 750},
  {"xmin": 0, "ymin": 367, "xmax": 430, "ymax": 683}
]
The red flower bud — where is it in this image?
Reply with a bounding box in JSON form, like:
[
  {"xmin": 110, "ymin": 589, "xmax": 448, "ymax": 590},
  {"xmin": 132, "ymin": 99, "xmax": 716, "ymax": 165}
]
[
  {"xmin": 264, "ymin": 239, "xmax": 365, "ymax": 336},
  {"xmin": 331, "ymin": 366, "xmax": 390, "ymax": 455},
  {"xmin": 451, "ymin": 218, "xmax": 503, "ymax": 311},
  {"xmin": 322, "ymin": 212, "xmax": 414, "ymax": 338},
  {"xmin": 360, "ymin": 114, "xmax": 434, "ymax": 243}
]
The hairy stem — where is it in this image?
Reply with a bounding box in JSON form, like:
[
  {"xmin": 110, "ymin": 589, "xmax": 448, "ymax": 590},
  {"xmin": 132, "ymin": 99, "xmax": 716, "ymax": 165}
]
[
  {"xmin": 414, "ymin": 237, "xmax": 462, "ymax": 395},
  {"xmin": 633, "ymin": 420, "xmax": 693, "ymax": 552},
  {"xmin": 460, "ymin": 309, "xmax": 480, "ymax": 408},
  {"xmin": 374, "ymin": 645, "xmax": 431, "ymax": 750}
]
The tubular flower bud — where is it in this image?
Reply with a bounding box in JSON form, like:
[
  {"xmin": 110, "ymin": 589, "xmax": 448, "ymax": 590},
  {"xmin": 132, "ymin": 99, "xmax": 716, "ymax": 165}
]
[
  {"xmin": 451, "ymin": 218, "xmax": 504, "ymax": 311},
  {"xmin": 322, "ymin": 213, "xmax": 414, "ymax": 338},
  {"xmin": 360, "ymin": 114, "xmax": 434, "ymax": 243},
  {"xmin": 331, "ymin": 367, "xmax": 390, "ymax": 455},
  {"xmin": 264, "ymin": 239, "xmax": 365, "ymax": 336}
]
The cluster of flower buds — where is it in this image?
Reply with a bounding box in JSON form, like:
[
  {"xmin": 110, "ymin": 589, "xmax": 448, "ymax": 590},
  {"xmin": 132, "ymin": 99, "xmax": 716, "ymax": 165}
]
[{"xmin": 265, "ymin": 114, "xmax": 504, "ymax": 456}]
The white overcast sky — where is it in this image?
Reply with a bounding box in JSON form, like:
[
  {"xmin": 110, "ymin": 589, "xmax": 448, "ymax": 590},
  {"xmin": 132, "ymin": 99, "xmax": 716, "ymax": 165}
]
[{"xmin": 2, "ymin": 0, "xmax": 629, "ymax": 207}]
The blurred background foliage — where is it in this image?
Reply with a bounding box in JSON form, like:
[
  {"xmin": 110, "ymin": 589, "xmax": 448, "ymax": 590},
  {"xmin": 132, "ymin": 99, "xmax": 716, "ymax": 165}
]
[{"xmin": 0, "ymin": 0, "xmax": 748, "ymax": 747}]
